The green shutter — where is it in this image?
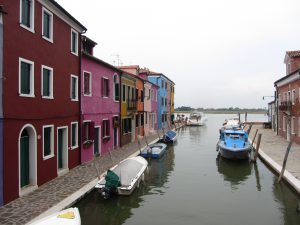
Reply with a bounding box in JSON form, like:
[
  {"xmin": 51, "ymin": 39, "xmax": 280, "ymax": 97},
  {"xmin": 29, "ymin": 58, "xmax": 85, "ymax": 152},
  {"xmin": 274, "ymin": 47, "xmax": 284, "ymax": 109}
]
[
  {"xmin": 58, "ymin": 129, "xmax": 63, "ymax": 169},
  {"xmin": 44, "ymin": 127, "xmax": 51, "ymax": 157},
  {"xmin": 21, "ymin": 62, "xmax": 30, "ymax": 94},
  {"xmin": 20, "ymin": 130, "xmax": 29, "ymax": 187},
  {"xmin": 43, "ymin": 68, "xmax": 50, "ymax": 96},
  {"xmin": 43, "ymin": 12, "xmax": 50, "ymax": 38},
  {"xmin": 72, "ymin": 124, "xmax": 76, "ymax": 147}
]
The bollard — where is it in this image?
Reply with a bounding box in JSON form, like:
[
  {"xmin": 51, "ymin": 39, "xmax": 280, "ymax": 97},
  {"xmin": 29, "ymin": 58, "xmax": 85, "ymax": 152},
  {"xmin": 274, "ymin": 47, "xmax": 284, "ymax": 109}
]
[
  {"xmin": 278, "ymin": 141, "xmax": 293, "ymax": 183},
  {"xmin": 252, "ymin": 133, "xmax": 262, "ymax": 163}
]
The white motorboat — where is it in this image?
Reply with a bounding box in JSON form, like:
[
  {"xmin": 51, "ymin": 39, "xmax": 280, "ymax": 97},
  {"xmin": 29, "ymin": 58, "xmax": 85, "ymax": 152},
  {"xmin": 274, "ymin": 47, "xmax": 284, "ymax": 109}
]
[
  {"xmin": 186, "ymin": 111, "xmax": 207, "ymax": 126},
  {"xmin": 140, "ymin": 143, "xmax": 167, "ymax": 158},
  {"xmin": 95, "ymin": 156, "xmax": 148, "ymax": 199},
  {"xmin": 29, "ymin": 208, "xmax": 81, "ymax": 225}
]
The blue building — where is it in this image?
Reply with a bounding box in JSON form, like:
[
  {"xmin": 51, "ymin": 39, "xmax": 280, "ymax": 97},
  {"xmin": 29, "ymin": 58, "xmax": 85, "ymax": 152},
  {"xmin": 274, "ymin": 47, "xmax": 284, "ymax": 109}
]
[{"xmin": 148, "ymin": 72, "xmax": 170, "ymax": 130}]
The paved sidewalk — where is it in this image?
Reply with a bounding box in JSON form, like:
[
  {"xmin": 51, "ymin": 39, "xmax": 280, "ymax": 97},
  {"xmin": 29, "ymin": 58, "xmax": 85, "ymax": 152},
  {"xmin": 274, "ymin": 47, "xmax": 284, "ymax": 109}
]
[
  {"xmin": 0, "ymin": 129, "xmax": 169, "ymax": 225},
  {"xmin": 247, "ymin": 124, "xmax": 300, "ymax": 193}
]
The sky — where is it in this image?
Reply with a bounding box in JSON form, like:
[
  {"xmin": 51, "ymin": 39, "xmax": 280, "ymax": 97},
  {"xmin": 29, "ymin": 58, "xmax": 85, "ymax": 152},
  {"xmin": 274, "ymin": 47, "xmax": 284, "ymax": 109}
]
[{"xmin": 57, "ymin": 0, "xmax": 300, "ymax": 109}]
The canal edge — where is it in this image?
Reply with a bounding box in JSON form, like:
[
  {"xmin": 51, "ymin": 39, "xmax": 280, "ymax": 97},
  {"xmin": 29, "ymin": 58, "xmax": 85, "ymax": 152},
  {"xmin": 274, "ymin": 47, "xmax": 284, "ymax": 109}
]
[
  {"xmin": 250, "ymin": 137, "xmax": 300, "ymax": 195},
  {"xmin": 26, "ymin": 136, "xmax": 160, "ymax": 224}
]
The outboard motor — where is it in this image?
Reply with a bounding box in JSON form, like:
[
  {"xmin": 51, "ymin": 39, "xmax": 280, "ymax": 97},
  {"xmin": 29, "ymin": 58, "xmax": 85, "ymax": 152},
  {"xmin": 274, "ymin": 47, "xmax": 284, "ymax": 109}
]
[
  {"xmin": 102, "ymin": 169, "xmax": 120, "ymax": 200},
  {"xmin": 102, "ymin": 187, "xmax": 115, "ymax": 200}
]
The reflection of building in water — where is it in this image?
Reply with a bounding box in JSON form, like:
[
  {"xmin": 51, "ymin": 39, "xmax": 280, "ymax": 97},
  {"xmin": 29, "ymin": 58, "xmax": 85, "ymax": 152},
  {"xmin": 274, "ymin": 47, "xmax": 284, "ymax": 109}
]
[
  {"xmin": 216, "ymin": 157, "xmax": 253, "ymax": 190},
  {"xmin": 272, "ymin": 178, "xmax": 300, "ymax": 224},
  {"xmin": 74, "ymin": 147, "xmax": 175, "ymax": 225}
]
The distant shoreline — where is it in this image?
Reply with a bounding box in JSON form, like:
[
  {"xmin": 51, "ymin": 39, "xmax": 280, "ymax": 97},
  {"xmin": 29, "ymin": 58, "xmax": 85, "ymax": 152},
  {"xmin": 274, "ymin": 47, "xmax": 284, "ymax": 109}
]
[{"xmin": 174, "ymin": 111, "xmax": 266, "ymax": 114}]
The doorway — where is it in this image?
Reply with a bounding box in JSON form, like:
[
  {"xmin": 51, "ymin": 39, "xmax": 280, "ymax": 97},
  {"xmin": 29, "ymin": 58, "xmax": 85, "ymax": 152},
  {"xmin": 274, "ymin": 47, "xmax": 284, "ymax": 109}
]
[{"xmin": 57, "ymin": 127, "xmax": 68, "ymax": 175}]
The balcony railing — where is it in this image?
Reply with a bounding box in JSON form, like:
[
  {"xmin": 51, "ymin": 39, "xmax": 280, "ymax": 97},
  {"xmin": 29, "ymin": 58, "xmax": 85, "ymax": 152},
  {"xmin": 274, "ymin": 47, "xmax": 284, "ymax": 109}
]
[
  {"xmin": 279, "ymin": 101, "xmax": 292, "ymax": 111},
  {"xmin": 127, "ymin": 99, "xmax": 137, "ymax": 110}
]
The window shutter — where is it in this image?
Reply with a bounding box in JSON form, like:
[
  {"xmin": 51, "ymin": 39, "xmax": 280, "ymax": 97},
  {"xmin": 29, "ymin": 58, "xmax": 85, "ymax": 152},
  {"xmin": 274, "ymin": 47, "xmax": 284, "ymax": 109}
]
[{"xmin": 101, "ymin": 78, "xmax": 104, "ymax": 97}]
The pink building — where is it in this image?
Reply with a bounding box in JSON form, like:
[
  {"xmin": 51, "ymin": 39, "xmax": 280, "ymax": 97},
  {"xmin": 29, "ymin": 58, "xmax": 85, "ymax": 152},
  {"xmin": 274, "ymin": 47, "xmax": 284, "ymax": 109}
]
[{"xmin": 81, "ymin": 36, "xmax": 121, "ymax": 163}]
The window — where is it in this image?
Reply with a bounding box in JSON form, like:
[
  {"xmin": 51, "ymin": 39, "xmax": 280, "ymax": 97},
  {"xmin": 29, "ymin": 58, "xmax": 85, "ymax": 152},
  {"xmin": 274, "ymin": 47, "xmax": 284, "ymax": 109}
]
[
  {"xmin": 141, "ymin": 90, "xmax": 144, "ymax": 102},
  {"xmin": 19, "ymin": 58, "xmax": 34, "ymax": 97},
  {"xmin": 145, "ymin": 112, "xmax": 148, "ymax": 124},
  {"xmin": 161, "ymin": 97, "xmax": 164, "ymax": 106},
  {"xmin": 141, "ymin": 113, "xmax": 144, "ymax": 126},
  {"xmin": 135, "ymin": 88, "xmax": 138, "ymax": 101},
  {"xmin": 71, "ymin": 122, "xmax": 78, "ymax": 148},
  {"xmin": 122, "ymin": 84, "xmax": 126, "ymax": 102},
  {"xmin": 113, "ymin": 75, "xmax": 120, "ymax": 101},
  {"xmin": 71, "ymin": 29, "xmax": 78, "ymax": 55},
  {"xmin": 42, "ymin": 7, "xmax": 53, "ymax": 42},
  {"xmin": 122, "ymin": 118, "xmax": 132, "ymax": 134},
  {"xmin": 161, "ymin": 80, "xmax": 164, "ymax": 88},
  {"xmin": 127, "ymin": 86, "xmax": 130, "ymax": 101},
  {"xmin": 41, "ymin": 65, "xmax": 53, "ymax": 98},
  {"xmin": 278, "ymin": 94, "xmax": 281, "ymax": 105},
  {"xmin": 83, "ymin": 121, "xmax": 94, "ymax": 142},
  {"xmin": 102, "ymin": 119, "xmax": 110, "ymax": 139},
  {"xmin": 136, "ymin": 114, "xmax": 139, "ymax": 127},
  {"xmin": 70, "ymin": 75, "xmax": 78, "ymax": 101},
  {"xmin": 102, "ymin": 77, "xmax": 109, "ymax": 97},
  {"xmin": 20, "ymin": 0, "xmax": 35, "ymax": 32},
  {"xmin": 43, "ymin": 125, "xmax": 54, "ymax": 159},
  {"xmin": 83, "ymin": 71, "xmax": 92, "ymax": 96},
  {"xmin": 283, "ymin": 116, "xmax": 286, "ymax": 131},
  {"xmin": 292, "ymin": 89, "xmax": 296, "ymax": 104},
  {"xmin": 131, "ymin": 87, "xmax": 135, "ymax": 100}
]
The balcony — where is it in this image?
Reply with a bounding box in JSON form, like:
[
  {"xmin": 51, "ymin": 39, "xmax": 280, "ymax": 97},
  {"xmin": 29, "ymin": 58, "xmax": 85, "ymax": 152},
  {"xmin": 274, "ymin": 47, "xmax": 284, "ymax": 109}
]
[
  {"xmin": 127, "ymin": 99, "xmax": 137, "ymax": 110},
  {"xmin": 279, "ymin": 101, "xmax": 292, "ymax": 111}
]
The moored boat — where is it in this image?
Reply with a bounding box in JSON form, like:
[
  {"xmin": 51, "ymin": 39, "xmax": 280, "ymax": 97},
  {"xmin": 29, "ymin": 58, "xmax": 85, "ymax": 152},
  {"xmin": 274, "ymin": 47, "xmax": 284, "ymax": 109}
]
[
  {"xmin": 140, "ymin": 143, "xmax": 167, "ymax": 159},
  {"xmin": 29, "ymin": 208, "xmax": 81, "ymax": 225},
  {"xmin": 163, "ymin": 130, "xmax": 178, "ymax": 143},
  {"xmin": 95, "ymin": 156, "xmax": 148, "ymax": 199},
  {"xmin": 217, "ymin": 128, "xmax": 251, "ymax": 160},
  {"xmin": 186, "ymin": 111, "xmax": 207, "ymax": 126}
]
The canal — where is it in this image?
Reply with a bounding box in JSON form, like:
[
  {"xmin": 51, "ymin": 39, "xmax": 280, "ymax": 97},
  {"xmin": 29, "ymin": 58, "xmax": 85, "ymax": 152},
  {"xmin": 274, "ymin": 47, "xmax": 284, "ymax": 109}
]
[{"xmin": 74, "ymin": 114, "xmax": 300, "ymax": 225}]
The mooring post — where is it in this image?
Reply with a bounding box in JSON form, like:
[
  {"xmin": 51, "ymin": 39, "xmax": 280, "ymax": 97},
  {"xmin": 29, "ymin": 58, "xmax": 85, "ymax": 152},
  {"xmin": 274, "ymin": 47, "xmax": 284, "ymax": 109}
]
[
  {"xmin": 251, "ymin": 129, "xmax": 258, "ymax": 149},
  {"xmin": 278, "ymin": 141, "xmax": 293, "ymax": 183},
  {"xmin": 245, "ymin": 112, "xmax": 248, "ymax": 122},
  {"xmin": 252, "ymin": 133, "xmax": 262, "ymax": 163},
  {"xmin": 246, "ymin": 123, "xmax": 252, "ymax": 134}
]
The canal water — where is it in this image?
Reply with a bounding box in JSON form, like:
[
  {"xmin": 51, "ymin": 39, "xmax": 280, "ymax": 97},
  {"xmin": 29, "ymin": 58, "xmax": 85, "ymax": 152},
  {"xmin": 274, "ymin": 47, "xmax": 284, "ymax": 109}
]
[{"xmin": 74, "ymin": 114, "xmax": 300, "ymax": 225}]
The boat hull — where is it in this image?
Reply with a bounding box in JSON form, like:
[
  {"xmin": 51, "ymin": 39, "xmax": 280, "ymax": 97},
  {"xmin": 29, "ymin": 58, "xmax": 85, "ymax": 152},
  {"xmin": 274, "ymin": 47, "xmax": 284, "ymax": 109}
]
[
  {"xmin": 140, "ymin": 143, "xmax": 167, "ymax": 159},
  {"xmin": 95, "ymin": 156, "xmax": 148, "ymax": 197},
  {"xmin": 218, "ymin": 142, "xmax": 251, "ymax": 160},
  {"xmin": 163, "ymin": 130, "xmax": 178, "ymax": 143}
]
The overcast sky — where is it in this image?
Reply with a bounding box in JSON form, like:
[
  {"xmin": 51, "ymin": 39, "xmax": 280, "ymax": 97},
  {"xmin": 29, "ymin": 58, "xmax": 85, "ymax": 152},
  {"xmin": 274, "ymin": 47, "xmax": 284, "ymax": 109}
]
[{"xmin": 57, "ymin": 0, "xmax": 300, "ymax": 109}]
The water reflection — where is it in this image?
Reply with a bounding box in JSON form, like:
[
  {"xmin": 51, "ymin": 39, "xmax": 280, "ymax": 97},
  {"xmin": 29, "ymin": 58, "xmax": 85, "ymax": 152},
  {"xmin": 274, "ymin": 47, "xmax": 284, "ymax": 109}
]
[
  {"xmin": 216, "ymin": 156, "xmax": 253, "ymax": 190},
  {"xmin": 272, "ymin": 177, "xmax": 300, "ymax": 225},
  {"xmin": 74, "ymin": 147, "xmax": 175, "ymax": 225}
]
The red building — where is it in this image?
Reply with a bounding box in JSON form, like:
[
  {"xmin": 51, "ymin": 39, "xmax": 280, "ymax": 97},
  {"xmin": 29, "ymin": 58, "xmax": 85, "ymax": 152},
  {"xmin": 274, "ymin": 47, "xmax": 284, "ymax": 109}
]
[
  {"xmin": 1, "ymin": 0, "xmax": 86, "ymax": 204},
  {"xmin": 275, "ymin": 50, "xmax": 300, "ymax": 144}
]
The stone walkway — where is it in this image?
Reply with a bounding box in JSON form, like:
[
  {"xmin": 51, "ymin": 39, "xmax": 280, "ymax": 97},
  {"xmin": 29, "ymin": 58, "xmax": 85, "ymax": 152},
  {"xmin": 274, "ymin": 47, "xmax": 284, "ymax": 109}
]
[
  {"xmin": 247, "ymin": 124, "xmax": 300, "ymax": 192},
  {"xmin": 0, "ymin": 129, "xmax": 169, "ymax": 225}
]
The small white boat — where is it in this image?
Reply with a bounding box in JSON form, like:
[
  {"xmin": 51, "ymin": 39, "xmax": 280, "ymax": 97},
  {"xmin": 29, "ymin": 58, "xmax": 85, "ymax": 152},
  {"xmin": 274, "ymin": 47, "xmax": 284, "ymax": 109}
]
[
  {"xmin": 186, "ymin": 111, "xmax": 207, "ymax": 126},
  {"xmin": 95, "ymin": 156, "xmax": 148, "ymax": 199},
  {"xmin": 29, "ymin": 208, "xmax": 81, "ymax": 225},
  {"xmin": 140, "ymin": 143, "xmax": 167, "ymax": 158}
]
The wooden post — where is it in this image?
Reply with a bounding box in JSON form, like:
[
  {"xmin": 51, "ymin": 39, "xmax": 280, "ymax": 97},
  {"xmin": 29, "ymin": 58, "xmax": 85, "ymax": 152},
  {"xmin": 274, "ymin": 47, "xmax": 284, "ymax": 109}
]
[
  {"xmin": 137, "ymin": 137, "xmax": 142, "ymax": 154},
  {"xmin": 278, "ymin": 141, "xmax": 293, "ymax": 183},
  {"xmin": 238, "ymin": 113, "xmax": 241, "ymax": 123},
  {"xmin": 93, "ymin": 155, "xmax": 101, "ymax": 180},
  {"xmin": 252, "ymin": 133, "xmax": 262, "ymax": 162},
  {"xmin": 144, "ymin": 134, "xmax": 149, "ymax": 146},
  {"xmin": 245, "ymin": 112, "xmax": 248, "ymax": 122},
  {"xmin": 251, "ymin": 129, "xmax": 258, "ymax": 148},
  {"xmin": 246, "ymin": 123, "xmax": 252, "ymax": 134},
  {"xmin": 156, "ymin": 129, "xmax": 161, "ymax": 140}
]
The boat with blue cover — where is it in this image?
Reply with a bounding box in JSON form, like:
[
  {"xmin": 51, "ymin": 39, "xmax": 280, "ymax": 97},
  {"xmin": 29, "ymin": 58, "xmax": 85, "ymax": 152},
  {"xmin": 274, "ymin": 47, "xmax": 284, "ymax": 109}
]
[
  {"xmin": 140, "ymin": 143, "xmax": 167, "ymax": 159},
  {"xmin": 163, "ymin": 130, "xmax": 178, "ymax": 143},
  {"xmin": 217, "ymin": 128, "xmax": 251, "ymax": 160}
]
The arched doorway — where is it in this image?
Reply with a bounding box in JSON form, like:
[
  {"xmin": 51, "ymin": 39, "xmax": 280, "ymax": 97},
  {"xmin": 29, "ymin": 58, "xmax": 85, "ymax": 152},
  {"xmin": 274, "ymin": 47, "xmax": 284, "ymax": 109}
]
[{"xmin": 19, "ymin": 125, "xmax": 37, "ymax": 195}]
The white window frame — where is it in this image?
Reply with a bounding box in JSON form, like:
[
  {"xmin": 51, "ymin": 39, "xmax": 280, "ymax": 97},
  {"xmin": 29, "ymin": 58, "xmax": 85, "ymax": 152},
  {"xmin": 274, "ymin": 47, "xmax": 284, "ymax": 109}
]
[
  {"xmin": 19, "ymin": 0, "xmax": 35, "ymax": 33},
  {"xmin": 102, "ymin": 77, "xmax": 109, "ymax": 98},
  {"xmin": 103, "ymin": 119, "xmax": 110, "ymax": 138},
  {"xmin": 70, "ymin": 29, "xmax": 78, "ymax": 56},
  {"xmin": 19, "ymin": 57, "xmax": 35, "ymax": 98},
  {"xmin": 70, "ymin": 75, "xmax": 78, "ymax": 101},
  {"xmin": 42, "ymin": 7, "xmax": 53, "ymax": 43},
  {"xmin": 71, "ymin": 122, "xmax": 78, "ymax": 149},
  {"xmin": 83, "ymin": 71, "xmax": 92, "ymax": 96},
  {"xmin": 113, "ymin": 74, "xmax": 120, "ymax": 102},
  {"xmin": 41, "ymin": 65, "xmax": 53, "ymax": 99},
  {"xmin": 43, "ymin": 125, "xmax": 54, "ymax": 160}
]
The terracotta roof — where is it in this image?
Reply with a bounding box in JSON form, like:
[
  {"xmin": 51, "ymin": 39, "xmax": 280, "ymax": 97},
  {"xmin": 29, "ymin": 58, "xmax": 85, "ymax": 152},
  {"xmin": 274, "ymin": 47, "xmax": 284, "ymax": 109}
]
[
  {"xmin": 118, "ymin": 65, "xmax": 140, "ymax": 69},
  {"xmin": 286, "ymin": 50, "xmax": 300, "ymax": 58}
]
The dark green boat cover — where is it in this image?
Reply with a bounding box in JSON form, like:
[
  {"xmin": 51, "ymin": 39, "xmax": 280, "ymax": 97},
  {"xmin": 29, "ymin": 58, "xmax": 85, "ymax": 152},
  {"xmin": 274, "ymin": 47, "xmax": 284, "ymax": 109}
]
[{"xmin": 105, "ymin": 170, "xmax": 120, "ymax": 189}]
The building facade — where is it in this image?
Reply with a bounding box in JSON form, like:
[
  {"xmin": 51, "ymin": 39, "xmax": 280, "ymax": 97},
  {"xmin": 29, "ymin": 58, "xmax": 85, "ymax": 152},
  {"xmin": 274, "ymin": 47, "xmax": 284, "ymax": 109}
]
[
  {"xmin": 1, "ymin": 0, "xmax": 86, "ymax": 204},
  {"xmin": 274, "ymin": 51, "xmax": 300, "ymax": 144},
  {"xmin": 81, "ymin": 36, "xmax": 121, "ymax": 163}
]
